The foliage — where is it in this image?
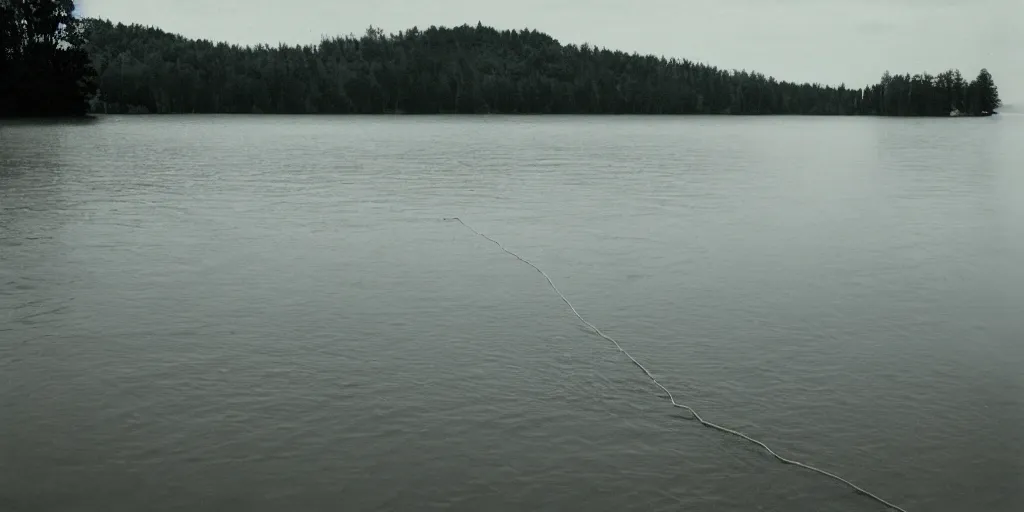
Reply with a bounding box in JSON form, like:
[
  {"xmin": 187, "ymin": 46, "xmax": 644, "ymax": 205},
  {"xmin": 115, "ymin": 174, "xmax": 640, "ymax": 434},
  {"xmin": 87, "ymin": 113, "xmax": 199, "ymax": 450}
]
[
  {"xmin": 81, "ymin": 18, "xmax": 1000, "ymax": 116},
  {"xmin": 0, "ymin": 0, "xmax": 97, "ymax": 117}
]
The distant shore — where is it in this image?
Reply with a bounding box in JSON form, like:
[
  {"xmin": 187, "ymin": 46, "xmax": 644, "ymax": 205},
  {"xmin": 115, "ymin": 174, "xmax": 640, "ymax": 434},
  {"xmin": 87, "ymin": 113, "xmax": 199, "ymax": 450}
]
[
  {"xmin": 79, "ymin": 19, "xmax": 1002, "ymax": 118},
  {"xmin": 0, "ymin": 3, "xmax": 1002, "ymax": 118},
  {"xmin": 74, "ymin": 111, "xmax": 1001, "ymax": 118}
]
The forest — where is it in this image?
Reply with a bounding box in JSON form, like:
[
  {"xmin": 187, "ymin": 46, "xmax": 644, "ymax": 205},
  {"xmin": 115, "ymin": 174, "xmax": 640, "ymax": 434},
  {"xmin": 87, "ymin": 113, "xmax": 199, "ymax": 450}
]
[
  {"xmin": 1, "ymin": 1, "xmax": 1003, "ymax": 117},
  {"xmin": 0, "ymin": 0, "xmax": 97, "ymax": 116},
  {"xmin": 79, "ymin": 19, "xmax": 1001, "ymax": 116}
]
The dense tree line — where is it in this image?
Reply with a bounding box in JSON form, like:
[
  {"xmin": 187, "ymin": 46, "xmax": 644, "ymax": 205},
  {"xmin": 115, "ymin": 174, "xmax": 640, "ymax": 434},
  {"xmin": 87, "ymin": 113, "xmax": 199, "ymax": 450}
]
[
  {"xmin": 81, "ymin": 19, "xmax": 1001, "ymax": 117},
  {"xmin": 1, "ymin": 0, "xmax": 97, "ymax": 117},
  {"xmin": 3, "ymin": 4, "xmax": 1001, "ymax": 118},
  {"xmin": 862, "ymin": 69, "xmax": 1000, "ymax": 117}
]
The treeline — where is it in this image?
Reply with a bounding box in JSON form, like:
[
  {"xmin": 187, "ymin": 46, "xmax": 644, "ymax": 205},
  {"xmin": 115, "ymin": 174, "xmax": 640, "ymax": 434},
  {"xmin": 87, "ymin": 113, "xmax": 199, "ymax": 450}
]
[
  {"xmin": 82, "ymin": 19, "xmax": 1001, "ymax": 116},
  {"xmin": 0, "ymin": 0, "xmax": 97, "ymax": 117},
  {"xmin": 864, "ymin": 69, "xmax": 1000, "ymax": 117},
  {"xmin": 2, "ymin": 3, "xmax": 1005, "ymax": 118}
]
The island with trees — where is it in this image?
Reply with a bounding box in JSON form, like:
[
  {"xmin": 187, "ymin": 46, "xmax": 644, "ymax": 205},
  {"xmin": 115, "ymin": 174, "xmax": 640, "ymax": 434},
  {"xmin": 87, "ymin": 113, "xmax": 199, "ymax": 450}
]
[{"xmin": 1, "ymin": 1, "xmax": 1003, "ymax": 118}]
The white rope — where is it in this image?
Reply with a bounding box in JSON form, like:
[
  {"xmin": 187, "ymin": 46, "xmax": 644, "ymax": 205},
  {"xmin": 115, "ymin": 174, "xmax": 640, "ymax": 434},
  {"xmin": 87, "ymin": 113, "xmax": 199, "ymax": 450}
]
[{"xmin": 445, "ymin": 217, "xmax": 908, "ymax": 512}]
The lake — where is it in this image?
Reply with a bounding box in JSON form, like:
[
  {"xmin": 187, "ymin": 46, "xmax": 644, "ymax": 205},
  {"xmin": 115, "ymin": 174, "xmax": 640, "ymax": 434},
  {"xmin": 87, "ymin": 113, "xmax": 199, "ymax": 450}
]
[{"xmin": 1, "ymin": 115, "xmax": 1022, "ymax": 512}]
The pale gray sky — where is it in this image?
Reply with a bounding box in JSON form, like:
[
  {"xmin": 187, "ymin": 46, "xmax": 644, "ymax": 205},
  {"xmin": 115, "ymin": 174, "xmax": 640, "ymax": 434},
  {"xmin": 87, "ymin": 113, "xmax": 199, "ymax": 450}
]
[{"xmin": 80, "ymin": 0, "xmax": 1022, "ymax": 102}]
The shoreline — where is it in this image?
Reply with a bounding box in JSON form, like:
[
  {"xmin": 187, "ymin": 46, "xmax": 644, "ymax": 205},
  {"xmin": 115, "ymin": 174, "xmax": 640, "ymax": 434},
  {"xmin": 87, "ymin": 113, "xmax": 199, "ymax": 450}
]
[{"xmin": 71, "ymin": 112, "xmax": 1000, "ymax": 118}]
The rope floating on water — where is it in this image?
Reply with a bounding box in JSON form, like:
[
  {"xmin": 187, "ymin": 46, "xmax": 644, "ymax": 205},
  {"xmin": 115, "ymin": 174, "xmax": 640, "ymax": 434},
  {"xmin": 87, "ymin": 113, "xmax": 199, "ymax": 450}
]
[{"xmin": 445, "ymin": 216, "xmax": 908, "ymax": 512}]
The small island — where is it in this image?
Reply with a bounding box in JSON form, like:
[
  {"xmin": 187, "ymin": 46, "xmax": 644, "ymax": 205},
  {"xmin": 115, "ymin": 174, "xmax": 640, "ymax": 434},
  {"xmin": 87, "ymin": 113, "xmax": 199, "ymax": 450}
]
[{"xmin": 1, "ymin": 1, "xmax": 1002, "ymax": 117}]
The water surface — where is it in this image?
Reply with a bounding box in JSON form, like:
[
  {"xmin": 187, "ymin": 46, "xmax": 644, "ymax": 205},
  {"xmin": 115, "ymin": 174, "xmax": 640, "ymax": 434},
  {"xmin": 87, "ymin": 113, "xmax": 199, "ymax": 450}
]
[{"xmin": 2, "ymin": 115, "xmax": 1022, "ymax": 511}]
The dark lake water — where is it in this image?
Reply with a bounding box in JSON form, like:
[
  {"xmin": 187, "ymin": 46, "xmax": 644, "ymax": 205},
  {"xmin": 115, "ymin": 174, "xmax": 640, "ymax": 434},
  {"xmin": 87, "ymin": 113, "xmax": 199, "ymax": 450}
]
[{"xmin": 2, "ymin": 115, "xmax": 1022, "ymax": 512}]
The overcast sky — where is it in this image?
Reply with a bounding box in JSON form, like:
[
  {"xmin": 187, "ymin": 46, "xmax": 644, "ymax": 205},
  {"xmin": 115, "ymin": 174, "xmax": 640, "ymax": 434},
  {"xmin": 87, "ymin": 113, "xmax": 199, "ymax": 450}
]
[{"xmin": 79, "ymin": 0, "xmax": 1021, "ymax": 103}]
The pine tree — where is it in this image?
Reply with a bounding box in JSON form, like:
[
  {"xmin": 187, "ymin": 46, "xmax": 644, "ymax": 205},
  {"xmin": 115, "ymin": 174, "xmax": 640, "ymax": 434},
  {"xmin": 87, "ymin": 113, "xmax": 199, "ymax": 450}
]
[{"xmin": 973, "ymin": 68, "xmax": 1001, "ymax": 113}]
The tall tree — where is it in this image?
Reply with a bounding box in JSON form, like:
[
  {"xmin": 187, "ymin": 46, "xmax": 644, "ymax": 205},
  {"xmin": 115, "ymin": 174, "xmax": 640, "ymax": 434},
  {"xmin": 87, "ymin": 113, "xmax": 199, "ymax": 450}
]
[
  {"xmin": 0, "ymin": 0, "xmax": 97, "ymax": 117},
  {"xmin": 970, "ymin": 68, "xmax": 1001, "ymax": 114}
]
